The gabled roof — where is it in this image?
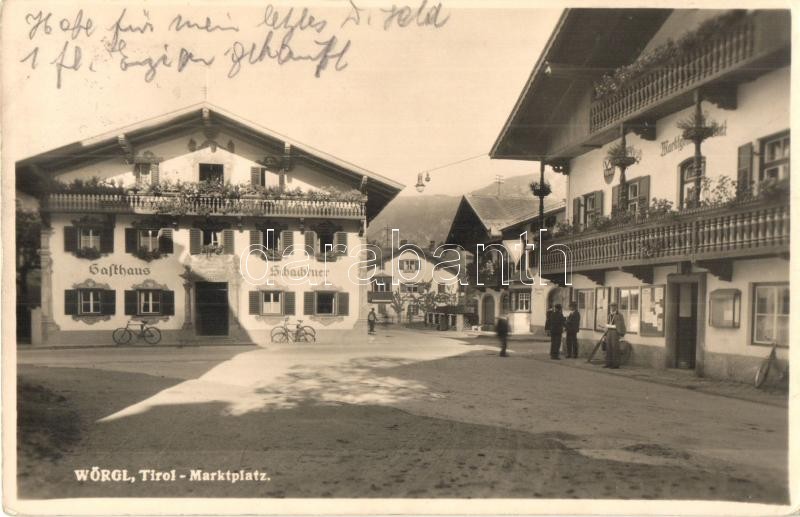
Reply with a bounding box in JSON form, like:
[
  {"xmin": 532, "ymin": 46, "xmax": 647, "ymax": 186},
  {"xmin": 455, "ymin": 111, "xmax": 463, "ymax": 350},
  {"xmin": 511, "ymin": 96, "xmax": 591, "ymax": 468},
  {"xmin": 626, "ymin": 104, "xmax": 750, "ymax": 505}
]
[
  {"xmin": 462, "ymin": 194, "xmax": 537, "ymax": 234},
  {"xmin": 490, "ymin": 8, "xmax": 671, "ymax": 160},
  {"xmin": 501, "ymin": 199, "xmax": 566, "ymax": 231},
  {"xmin": 16, "ymin": 102, "xmax": 404, "ymax": 221}
]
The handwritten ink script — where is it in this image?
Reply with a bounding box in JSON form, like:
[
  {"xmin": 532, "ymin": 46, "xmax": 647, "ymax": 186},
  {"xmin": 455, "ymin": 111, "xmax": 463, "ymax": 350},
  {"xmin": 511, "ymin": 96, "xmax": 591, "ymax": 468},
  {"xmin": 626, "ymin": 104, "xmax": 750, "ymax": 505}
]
[{"xmin": 20, "ymin": 1, "xmax": 450, "ymax": 88}]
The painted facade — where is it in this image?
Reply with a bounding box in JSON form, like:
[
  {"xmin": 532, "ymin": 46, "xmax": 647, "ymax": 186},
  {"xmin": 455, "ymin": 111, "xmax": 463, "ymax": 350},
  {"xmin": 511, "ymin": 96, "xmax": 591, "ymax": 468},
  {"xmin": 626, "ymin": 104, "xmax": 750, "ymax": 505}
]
[
  {"xmin": 19, "ymin": 104, "xmax": 403, "ymax": 345},
  {"xmin": 491, "ymin": 9, "xmax": 790, "ymax": 381}
]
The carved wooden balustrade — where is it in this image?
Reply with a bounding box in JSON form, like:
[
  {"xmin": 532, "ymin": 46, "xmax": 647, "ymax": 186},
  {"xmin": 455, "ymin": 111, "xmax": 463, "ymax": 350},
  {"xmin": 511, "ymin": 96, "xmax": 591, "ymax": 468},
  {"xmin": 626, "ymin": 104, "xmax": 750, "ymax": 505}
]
[
  {"xmin": 590, "ymin": 11, "xmax": 788, "ymax": 133},
  {"xmin": 540, "ymin": 196, "xmax": 790, "ymax": 275},
  {"xmin": 43, "ymin": 193, "xmax": 366, "ymax": 219}
]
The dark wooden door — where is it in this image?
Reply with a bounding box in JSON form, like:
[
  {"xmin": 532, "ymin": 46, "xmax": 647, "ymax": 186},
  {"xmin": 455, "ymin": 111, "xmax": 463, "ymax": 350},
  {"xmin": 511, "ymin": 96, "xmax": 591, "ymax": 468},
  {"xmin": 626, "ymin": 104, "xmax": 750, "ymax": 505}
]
[
  {"xmin": 195, "ymin": 282, "xmax": 229, "ymax": 336},
  {"xmin": 482, "ymin": 296, "xmax": 495, "ymax": 327},
  {"xmin": 676, "ymin": 283, "xmax": 697, "ymax": 369}
]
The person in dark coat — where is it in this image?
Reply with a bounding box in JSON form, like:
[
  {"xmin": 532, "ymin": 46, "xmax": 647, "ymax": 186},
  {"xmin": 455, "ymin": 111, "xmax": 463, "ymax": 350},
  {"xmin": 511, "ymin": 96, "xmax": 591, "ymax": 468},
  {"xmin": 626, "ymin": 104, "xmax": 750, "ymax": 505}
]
[
  {"xmin": 565, "ymin": 301, "xmax": 581, "ymax": 358},
  {"xmin": 496, "ymin": 316, "xmax": 510, "ymax": 357},
  {"xmin": 368, "ymin": 308, "xmax": 377, "ymax": 334},
  {"xmin": 544, "ymin": 304, "xmax": 554, "ymax": 336},
  {"xmin": 604, "ymin": 302, "xmax": 627, "ymax": 368},
  {"xmin": 548, "ymin": 304, "xmax": 565, "ymax": 359}
]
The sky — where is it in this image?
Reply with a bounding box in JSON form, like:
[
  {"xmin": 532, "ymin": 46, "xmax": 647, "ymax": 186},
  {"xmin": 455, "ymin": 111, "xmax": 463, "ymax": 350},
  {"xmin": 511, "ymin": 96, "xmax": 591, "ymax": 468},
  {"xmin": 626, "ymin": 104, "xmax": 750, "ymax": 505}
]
[{"xmin": 3, "ymin": 1, "xmax": 561, "ymax": 196}]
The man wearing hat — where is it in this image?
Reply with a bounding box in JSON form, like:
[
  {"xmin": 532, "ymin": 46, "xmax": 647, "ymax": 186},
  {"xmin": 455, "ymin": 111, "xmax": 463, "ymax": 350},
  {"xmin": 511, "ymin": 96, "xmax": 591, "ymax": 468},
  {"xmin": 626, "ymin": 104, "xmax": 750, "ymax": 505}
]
[{"xmin": 604, "ymin": 302, "xmax": 627, "ymax": 368}]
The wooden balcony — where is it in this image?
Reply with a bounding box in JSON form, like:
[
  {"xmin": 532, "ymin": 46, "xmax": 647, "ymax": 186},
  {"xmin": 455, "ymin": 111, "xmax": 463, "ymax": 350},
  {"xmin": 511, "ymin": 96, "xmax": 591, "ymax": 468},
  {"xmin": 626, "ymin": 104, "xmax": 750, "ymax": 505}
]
[
  {"xmin": 589, "ymin": 11, "xmax": 790, "ymax": 134},
  {"xmin": 540, "ymin": 196, "xmax": 789, "ymax": 281},
  {"xmin": 43, "ymin": 193, "xmax": 366, "ymax": 219}
]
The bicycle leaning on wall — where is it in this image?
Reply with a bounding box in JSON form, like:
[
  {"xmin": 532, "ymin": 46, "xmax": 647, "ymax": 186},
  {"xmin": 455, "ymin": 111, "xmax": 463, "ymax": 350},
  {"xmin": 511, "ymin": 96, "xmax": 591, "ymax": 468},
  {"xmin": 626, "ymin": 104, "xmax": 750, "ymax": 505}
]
[
  {"xmin": 270, "ymin": 317, "xmax": 316, "ymax": 343},
  {"xmin": 112, "ymin": 319, "xmax": 162, "ymax": 345},
  {"xmin": 754, "ymin": 343, "xmax": 788, "ymax": 389}
]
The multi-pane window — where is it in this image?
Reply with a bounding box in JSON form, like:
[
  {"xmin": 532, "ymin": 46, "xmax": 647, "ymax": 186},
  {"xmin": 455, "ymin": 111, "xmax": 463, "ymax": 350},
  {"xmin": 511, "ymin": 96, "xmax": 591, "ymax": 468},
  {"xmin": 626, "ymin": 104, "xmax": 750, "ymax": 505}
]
[
  {"xmin": 617, "ymin": 287, "xmax": 640, "ymax": 334},
  {"xmin": 582, "ymin": 194, "xmax": 596, "ymax": 227},
  {"xmin": 576, "ymin": 289, "xmax": 596, "ymax": 330},
  {"xmin": 400, "ymin": 283, "xmax": 419, "ymax": 294},
  {"xmin": 753, "ymin": 284, "xmax": 789, "ymax": 346},
  {"xmin": 317, "ymin": 232, "xmax": 335, "ymax": 254},
  {"xmin": 400, "ymin": 259, "xmax": 420, "ymax": 272},
  {"xmin": 80, "ymin": 228, "xmax": 101, "ymax": 250},
  {"xmin": 373, "ymin": 278, "xmax": 390, "ymax": 292},
  {"xmin": 679, "ymin": 158, "xmax": 705, "ymax": 208},
  {"xmin": 138, "ymin": 290, "xmax": 162, "ymax": 315},
  {"xmin": 80, "ymin": 289, "xmax": 102, "ymax": 315},
  {"xmin": 199, "ymin": 163, "xmax": 224, "ymax": 183},
  {"xmin": 627, "ymin": 183, "xmax": 639, "ymax": 213},
  {"xmin": 316, "ymin": 292, "xmax": 335, "ymax": 315},
  {"xmin": 760, "ymin": 132, "xmax": 790, "ymax": 182},
  {"xmin": 262, "ymin": 291, "xmax": 282, "ymax": 315},
  {"xmin": 513, "ymin": 291, "xmax": 530, "ymax": 312},
  {"xmin": 138, "ymin": 229, "xmax": 159, "ymax": 252},
  {"xmin": 263, "ymin": 230, "xmax": 280, "ymax": 251}
]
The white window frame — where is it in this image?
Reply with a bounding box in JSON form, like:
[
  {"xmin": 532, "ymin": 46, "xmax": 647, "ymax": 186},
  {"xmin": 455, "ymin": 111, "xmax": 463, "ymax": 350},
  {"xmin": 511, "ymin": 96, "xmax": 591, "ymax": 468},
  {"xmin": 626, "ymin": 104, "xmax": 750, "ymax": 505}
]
[
  {"xmin": 79, "ymin": 289, "xmax": 102, "ymax": 315},
  {"xmin": 138, "ymin": 290, "xmax": 162, "ymax": 315},
  {"xmin": 760, "ymin": 132, "xmax": 790, "ymax": 183},
  {"xmin": 138, "ymin": 229, "xmax": 160, "ymax": 252},
  {"xmin": 513, "ymin": 291, "xmax": 530, "ymax": 312},
  {"xmin": 79, "ymin": 227, "xmax": 101, "ymax": 250},
  {"xmin": 400, "ymin": 259, "xmax": 420, "ymax": 272},
  {"xmin": 616, "ymin": 287, "xmax": 640, "ymax": 334},
  {"xmin": 576, "ymin": 288, "xmax": 596, "ymax": 330},
  {"xmin": 400, "ymin": 283, "xmax": 419, "ymax": 294},
  {"xmin": 752, "ymin": 283, "xmax": 789, "ymax": 347},
  {"xmin": 261, "ymin": 291, "xmax": 282, "ymax": 315}
]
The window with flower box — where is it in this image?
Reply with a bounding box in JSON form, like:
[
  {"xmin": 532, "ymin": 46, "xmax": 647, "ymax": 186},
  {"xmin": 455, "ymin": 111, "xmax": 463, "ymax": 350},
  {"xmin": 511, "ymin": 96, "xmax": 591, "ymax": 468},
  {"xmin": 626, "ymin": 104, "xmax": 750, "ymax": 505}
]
[
  {"xmin": 125, "ymin": 228, "xmax": 173, "ymax": 258},
  {"xmin": 190, "ymin": 228, "xmax": 234, "ymax": 255}
]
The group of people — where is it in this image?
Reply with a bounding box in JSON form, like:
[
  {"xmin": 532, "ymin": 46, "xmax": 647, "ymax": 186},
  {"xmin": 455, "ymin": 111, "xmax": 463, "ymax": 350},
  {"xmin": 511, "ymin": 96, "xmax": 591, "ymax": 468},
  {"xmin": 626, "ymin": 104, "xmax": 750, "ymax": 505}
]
[{"xmin": 497, "ymin": 301, "xmax": 627, "ymax": 368}]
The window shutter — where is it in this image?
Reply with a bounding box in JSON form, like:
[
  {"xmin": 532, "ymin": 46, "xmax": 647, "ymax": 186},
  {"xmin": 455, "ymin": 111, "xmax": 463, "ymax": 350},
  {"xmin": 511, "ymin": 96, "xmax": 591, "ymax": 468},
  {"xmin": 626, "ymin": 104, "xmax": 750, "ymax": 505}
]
[
  {"xmin": 250, "ymin": 230, "xmax": 262, "ymax": 248},
  {"xmin": 100, "ymin": 225, "xmax": 114, "ymax": 253},
  {"xmin": 305, "ymin": 231, "xmax": 317, "ymax": 254},
  {"xmin": 281, "ymin": 231, "xmax": 294, "ymax": 255},
  {"xmin": 64, "ymin": 290, "xmax": 78, "ymax": 315},
  {"xmin": 248, "ymin": 291, "xmax": 260, "ymax": 315},
  {"xmin": 334, "ymin": 232, "xmax": 348, "ymax": 255},
  {"xmin": 124, "ymin": 290, "xmax": 137, "ymax": 315},
  {"xmin": 303, "ymin": 292, "xmax": 315, "ymax": 315},
  {"xmin": 64, "ymin": 226, "xmax": 78, "ymax": 252},
  {"xmin": 611, "ymin": 185, "xmax": 620, "ymax": 213},
  {"xmin": 125, "ymin": 228, "xmax": 138, "ymax": 253},
  {"xmin": 571, "ymin": 198, "xmax": 581, "ymax": 226},
  {"xmin": 737, "ymin": 143, "xmax": 754, "ymax": 198},
  {"xmin": 593, "ymin": 190, "xmax": 604, "ymax": 218},
  {"xmin": 162, "ymin": 290, "xmax": 174, "ymax": 316},
  {"xmin": 337, "ymin": 292, "xmax": 350, "ymax": 316},
  {"xmin": 638, "ymin": 176, "xmax": 650, "ymax": 211},
  {"xmin": 250, "ymin": 166, "xmax": 262, "ymax": 187},
  {"xmin": 223, "ymin": 229, "xmax": 235, "ymax": 254},
  {"xmin": 159, "ymin": 228, "xmax": 174, "ymax": 254},
  {"xmin": 150, "ymin": 162, "xmax": 160, "ymax": 185},
  {"xmin": 189, "ymin": 228, "xmax": 201, "ymax": 255},
  {"xmin": 101, "ymin": 290, "xmax": 116, "ymax": 315},
  {"xmin": 284, "ymin": 291, "xmax": 296, "ymax": 315}
]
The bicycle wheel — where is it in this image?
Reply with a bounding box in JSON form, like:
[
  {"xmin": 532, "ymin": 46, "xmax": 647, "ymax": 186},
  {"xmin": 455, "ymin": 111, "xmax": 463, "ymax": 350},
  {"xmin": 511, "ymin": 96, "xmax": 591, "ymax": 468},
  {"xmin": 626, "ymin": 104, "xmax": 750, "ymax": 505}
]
[
  {"xmin": 112, "ymin": 328, "xmax": 132, "ymax": 345},
  {"xmin": 297, "ymin": 329, "xmax": 315, "ymax": 343},
  {"xmin": 143, "ymin": 327, "xmax": 162, "ymax": 345},
  {"xmin": 754, "ymin": 358, "xmax": 772, "ymax": 388},
  {"xmin": 302, "ymin": 325, "xmax": 316, "ymax": 337},
  {"xmin": 271, "ymin": 329, "xmax": 289, "ymax": 343}
]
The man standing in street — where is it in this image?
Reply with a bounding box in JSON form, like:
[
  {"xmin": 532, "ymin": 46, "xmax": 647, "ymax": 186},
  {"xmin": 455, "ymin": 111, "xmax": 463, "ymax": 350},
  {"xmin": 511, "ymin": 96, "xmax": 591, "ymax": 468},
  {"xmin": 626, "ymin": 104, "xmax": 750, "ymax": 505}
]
[
  {"xmin": 368, "ymin": 307, "xmax": 378, "ymax": 335},
  {"xmin": 548, "ymin": 304, "xmax": 565, "ymax": 360},
  {"xmin": 496, "ymin": 315, "xmax": 510, "ymax": 357},
  {"xmin": 604, "ymin": 302, "xmax": 627, "ymax": 368},
  {"xmin": 565, "ymin": 301, "xmax": 581, "ymax": 358}
]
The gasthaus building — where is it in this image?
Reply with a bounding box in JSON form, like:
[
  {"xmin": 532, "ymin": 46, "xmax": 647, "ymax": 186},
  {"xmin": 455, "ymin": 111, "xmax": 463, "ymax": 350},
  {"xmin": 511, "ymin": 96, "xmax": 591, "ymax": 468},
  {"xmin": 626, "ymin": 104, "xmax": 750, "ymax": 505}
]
[
  {"xmin": 16, "ymin": 104, "xmax": 403, "ymax": 346},
  {"xmin": 491, "ymin": 9, "xmax": 790, "ymax": 382}
]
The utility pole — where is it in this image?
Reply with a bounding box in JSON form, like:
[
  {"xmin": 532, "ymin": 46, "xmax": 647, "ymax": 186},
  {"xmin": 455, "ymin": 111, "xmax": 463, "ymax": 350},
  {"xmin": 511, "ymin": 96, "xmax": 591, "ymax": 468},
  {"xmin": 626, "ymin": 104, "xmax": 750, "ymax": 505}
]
[{"xmin": 495, "ymin": 174, "xmax": 504, "ymax": 197}]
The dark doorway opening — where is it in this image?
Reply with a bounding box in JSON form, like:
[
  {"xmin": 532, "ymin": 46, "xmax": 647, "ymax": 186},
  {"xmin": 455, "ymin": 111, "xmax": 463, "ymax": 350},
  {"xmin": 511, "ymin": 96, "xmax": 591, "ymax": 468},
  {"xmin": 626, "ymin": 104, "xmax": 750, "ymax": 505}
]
[
  {"xmin": 482, "ymin": 295, "xmax": 495, "ymax": 327},
  {"xmin": 676, "ymin": 283, "xmax": 698, "ymax": 369},
  {"xmin": 195, "ymin": 282, "xmax": 229, "ymax": 336}
]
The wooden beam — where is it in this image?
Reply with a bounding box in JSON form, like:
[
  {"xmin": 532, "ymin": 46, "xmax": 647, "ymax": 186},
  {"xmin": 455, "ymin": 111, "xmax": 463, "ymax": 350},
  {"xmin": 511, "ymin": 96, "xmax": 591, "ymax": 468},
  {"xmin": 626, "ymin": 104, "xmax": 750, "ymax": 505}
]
[
  {"xmin": 703, "ymin": 83, "xmax": 737, "ymax": 111},
  {"xmin": 545, "ymin": 158, "xmax": 570, "ymax": 175},
  {"xmin": 694, "ymin": 259, "xmax": 733, "ymax": 282},
  {"xmin": 543, "ymin": 61, "xmax": 602, "ymax": 81},
  {"xmin": 626, "ymin": 119, "xmax": 657, "ymax": 141},
  {"xmin": 620, "ymin": 265, "xmax": 654, "ymax": 284},
  {"xmin": 579, "ymin": 270, "xmax": 606, "ymax": 286}
]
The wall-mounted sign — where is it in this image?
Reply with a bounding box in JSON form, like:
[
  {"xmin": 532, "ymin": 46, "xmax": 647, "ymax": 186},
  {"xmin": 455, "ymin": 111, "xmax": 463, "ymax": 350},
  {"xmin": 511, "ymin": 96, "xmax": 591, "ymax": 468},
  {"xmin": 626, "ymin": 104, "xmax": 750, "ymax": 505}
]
[
  {"xmin": 90, "ymin": 263, "xmax": 151, "ymax": 277},
  {"xmin": 660, "ymin": 120, "xmax": 727, "ymax": 157},
  {"xmin": 270, "ymin": 264, "xmax": 327, "ymax": 279}
]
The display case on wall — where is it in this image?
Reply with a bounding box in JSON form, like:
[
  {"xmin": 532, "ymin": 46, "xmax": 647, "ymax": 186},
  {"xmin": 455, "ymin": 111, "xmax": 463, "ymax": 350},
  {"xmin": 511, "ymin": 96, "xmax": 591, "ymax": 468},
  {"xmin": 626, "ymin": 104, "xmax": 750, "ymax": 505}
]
[
  {"xmin": 640, "ymin": 285, "xmax": 665, "ymax": 337},
  {"xmin": 709, "ymin": 288, "xmax": 741, "ymax": 328}
]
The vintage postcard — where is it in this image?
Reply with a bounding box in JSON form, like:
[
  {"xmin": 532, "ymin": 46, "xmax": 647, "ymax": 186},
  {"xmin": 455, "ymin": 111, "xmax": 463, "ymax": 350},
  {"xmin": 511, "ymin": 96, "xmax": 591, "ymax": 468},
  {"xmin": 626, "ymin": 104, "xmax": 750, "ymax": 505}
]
[{"xmin": 2, "ymin": 0, "xmax": 796, "ymax": 515}]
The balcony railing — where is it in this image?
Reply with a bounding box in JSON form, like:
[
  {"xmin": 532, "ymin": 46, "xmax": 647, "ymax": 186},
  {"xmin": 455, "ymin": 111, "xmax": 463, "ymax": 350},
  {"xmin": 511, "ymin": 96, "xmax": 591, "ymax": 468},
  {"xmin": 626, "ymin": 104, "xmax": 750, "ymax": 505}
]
[
  {"xmin": 540, "ymin": 197, "xmax": 789, "ymax": 275},
  {"xmin": 43, "ymin": 193, "xmax": 366, "ymax": 219},
  {"xmin": 590, "ymin": 11, "xmax": 787, "ymax": 133}
]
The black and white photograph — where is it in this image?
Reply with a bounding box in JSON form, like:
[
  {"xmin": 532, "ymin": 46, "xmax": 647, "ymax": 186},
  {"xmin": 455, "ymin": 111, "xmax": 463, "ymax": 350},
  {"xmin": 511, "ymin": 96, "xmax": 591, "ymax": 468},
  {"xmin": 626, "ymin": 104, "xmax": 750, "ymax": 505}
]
[{"xmin": 3, "ymin": 1, "xmax": 795, "ymax": 514}]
